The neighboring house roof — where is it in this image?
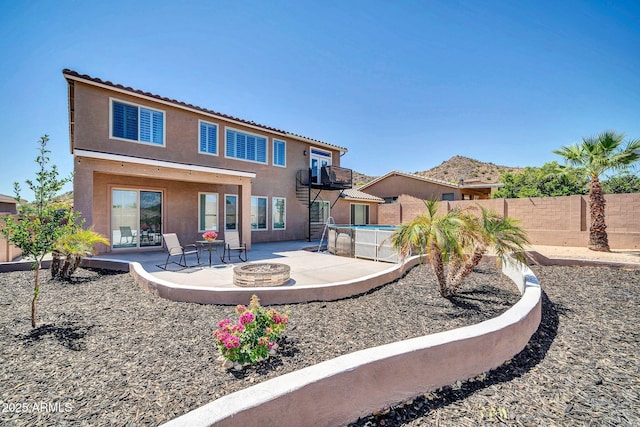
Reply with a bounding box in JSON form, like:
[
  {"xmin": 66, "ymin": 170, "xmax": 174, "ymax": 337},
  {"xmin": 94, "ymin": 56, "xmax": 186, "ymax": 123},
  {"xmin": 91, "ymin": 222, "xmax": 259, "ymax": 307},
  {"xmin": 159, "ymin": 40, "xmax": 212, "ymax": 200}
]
[
  {"xmin": 359, "ymin": 170, "xmax": 460, "ymax": 190},
  {"xmin": 62, "ymin": 69, "xmax": 347, "ymax": 154},
  {"xmin": 340, "ymin": 188, "xmax": 385, "ymax": 203},
  {"xmin": 359, "ymin": 170, "xmax": 502, "ymax": 191},
  {"xmin": 0, "ymin": 194, "xmax": 18, "ymax": 204}
]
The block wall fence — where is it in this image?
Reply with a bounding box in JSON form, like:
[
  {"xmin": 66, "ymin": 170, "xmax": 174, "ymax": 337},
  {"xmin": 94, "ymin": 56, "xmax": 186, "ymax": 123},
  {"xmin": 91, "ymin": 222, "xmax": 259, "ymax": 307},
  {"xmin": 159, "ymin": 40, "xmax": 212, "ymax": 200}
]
[
  {"xmin": 378, "ymin": 193, "xmax": 640, "ymax": 249},
  {"xmin": 2, "ymin": 193, "xmax": 639, "ymax": 262}
]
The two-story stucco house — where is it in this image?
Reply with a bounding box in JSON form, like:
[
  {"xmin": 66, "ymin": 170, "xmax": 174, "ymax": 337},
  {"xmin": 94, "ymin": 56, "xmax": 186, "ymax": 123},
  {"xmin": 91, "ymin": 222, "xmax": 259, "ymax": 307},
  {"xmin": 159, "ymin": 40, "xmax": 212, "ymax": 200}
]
[{"xmin": 63, "ymin": 69, "xmax": 380, "ymax": 253}]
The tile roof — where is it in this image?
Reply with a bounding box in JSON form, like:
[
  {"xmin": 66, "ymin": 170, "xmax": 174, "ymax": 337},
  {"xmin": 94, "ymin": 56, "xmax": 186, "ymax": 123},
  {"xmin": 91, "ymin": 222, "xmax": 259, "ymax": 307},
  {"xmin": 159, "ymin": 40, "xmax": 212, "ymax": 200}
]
[
  {"xmin": 0, "ymin": 194, "xmax": 18, "ymax": 204},
  {"xmin": 340, "ymin": 188, "xmax": 385, "ymax": 203},
  {"xmin": 62, "ymin": 69, "xmax": 347, "ymax": 153},
  {"xmin": 359, "ymin": 170, "xmax": 460, "ymax": 190}
]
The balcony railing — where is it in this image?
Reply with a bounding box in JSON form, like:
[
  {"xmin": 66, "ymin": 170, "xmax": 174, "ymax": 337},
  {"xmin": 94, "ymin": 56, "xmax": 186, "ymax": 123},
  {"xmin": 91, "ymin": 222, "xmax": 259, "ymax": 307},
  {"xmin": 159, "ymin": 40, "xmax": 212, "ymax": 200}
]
[{"xmin": 297, "ymin": 166, "xmax": 353, "ymax": 190}]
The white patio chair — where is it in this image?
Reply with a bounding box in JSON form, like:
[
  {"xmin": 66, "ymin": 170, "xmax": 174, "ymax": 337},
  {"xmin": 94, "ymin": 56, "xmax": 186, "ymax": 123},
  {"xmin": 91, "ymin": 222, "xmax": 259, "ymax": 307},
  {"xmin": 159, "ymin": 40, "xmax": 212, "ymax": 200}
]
[
  {"xmin": 225, "ymin": 230, "xmax": 248, "ymax": 262},
  {"xmin": 158, "ymin": 233, "xmax": 200, "ymax": 270}
]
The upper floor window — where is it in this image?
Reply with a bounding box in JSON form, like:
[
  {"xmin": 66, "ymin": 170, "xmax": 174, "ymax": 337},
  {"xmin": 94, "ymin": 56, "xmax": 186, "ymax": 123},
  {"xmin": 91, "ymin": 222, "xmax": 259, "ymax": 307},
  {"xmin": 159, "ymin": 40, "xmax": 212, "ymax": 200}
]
[
  {"xmin": 273, "ymin": 139, "xmax": 286, "ymax": 167},
  {"xmin": 199, "ymin": 121, "xmax": 218, "ymax": 155},
  {"xmin": 226, "ymin": 128, "xmax": 267, "ymax": 163},
  {"xmin": 111, "ymin": 99, "xmax": 164, "ymax": 145}
]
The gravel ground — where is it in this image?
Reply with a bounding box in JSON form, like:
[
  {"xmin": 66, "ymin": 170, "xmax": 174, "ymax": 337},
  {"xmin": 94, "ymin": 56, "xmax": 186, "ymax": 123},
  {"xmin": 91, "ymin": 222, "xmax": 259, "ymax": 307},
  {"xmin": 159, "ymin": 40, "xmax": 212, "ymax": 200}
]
[{"xmin": 0, "ymin": 262, "xmax": 638, "ymax": 426}]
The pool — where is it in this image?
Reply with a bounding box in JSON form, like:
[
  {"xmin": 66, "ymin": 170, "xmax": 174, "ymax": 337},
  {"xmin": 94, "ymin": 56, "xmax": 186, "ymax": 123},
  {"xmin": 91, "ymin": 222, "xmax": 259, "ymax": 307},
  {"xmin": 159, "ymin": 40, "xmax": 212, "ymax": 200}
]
[{"xmin": 326, "ymin": 224, "xmax": 399, "ymax": 263}]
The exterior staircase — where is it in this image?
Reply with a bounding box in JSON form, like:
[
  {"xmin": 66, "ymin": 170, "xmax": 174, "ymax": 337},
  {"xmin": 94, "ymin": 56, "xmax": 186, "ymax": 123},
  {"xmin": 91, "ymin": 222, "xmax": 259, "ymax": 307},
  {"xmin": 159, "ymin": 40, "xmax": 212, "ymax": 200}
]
[{"xmin": 295, "ymin": 170, "xmax": 323, "ymax": 240}]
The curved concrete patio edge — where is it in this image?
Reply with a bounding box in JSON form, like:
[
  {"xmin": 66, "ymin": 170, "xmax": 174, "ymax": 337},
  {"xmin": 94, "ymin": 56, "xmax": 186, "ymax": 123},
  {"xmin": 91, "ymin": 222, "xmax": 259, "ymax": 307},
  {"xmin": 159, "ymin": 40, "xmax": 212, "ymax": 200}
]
[
  {"xmin": 128, "ymin": 256, "xmax": 423, "ymax": 305},
  {"xmin": 160, "ymin": 260, "xmax": 542, "ymax": 427}
]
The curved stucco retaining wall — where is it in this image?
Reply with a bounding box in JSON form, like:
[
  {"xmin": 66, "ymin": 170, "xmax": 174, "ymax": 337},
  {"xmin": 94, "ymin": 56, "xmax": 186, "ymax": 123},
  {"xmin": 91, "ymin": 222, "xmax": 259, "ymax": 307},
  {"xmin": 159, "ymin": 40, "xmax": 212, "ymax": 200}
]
[
  {"xmin": 127, "ymin": 256, "xmax": 423, "ymax": 306},
  {"xmin": 161, "ymin": 259, "xmax": 542, "ymax": 427}
]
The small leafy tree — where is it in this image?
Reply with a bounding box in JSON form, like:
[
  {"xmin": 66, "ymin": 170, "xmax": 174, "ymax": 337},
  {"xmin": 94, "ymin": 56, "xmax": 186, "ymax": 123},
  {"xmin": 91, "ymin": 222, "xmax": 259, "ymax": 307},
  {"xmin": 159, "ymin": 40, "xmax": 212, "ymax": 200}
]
[
  {"xmin": 602, "ymin": 172, "xmax": 640, "ymax": 194},
  {"xmin": 493, "ymin": 161, "xmax": 589, "ymax": 198},
  {"xmin": 0, "ymin": 135, "xmax": 74, "ymax": 327}
]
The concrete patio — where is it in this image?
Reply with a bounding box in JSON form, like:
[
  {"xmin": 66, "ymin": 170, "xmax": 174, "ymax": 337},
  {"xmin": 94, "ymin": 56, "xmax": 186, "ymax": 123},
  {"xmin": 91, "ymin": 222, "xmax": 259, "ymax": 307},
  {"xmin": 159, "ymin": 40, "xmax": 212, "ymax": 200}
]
[{"xmin": 94, "ymin": 240, "xmax": 397, "ymax": 289}]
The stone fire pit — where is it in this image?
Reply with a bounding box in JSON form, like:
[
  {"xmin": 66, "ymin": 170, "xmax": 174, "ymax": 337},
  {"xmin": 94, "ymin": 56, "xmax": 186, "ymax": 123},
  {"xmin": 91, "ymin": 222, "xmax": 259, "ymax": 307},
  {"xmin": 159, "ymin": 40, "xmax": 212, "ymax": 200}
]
[{"xmin": 233, "ymin": 263, "xmax": 291, "ymax": 287}]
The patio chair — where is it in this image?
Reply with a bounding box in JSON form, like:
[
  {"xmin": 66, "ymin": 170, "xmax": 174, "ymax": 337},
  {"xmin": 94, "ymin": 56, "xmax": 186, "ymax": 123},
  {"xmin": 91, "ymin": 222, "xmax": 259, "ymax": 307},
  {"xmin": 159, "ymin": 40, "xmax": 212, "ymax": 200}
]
[
  {"xmin": 158, "ymin": 233, "xmax": 200, "ymax": 270},
  {"xmin": 119, "ymin": 226, "xmax": 136, "ymax": 244},
  {"xmin": 225, "ymin": 230, "xmax": 248, "ymax": 262}
]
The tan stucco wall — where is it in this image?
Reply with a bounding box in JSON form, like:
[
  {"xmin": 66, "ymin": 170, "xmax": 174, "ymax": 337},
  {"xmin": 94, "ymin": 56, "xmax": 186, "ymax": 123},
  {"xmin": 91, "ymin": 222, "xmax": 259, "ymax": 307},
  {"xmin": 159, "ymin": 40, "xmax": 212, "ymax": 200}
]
[
  {"xmin": 379, "ymin": 193, "xmax": 640, "ymax": 249},
  {"xmin": 0, "ymin": 214, "xmax": 23, "ymax": 262},
  {"xmin": 72, "ymin": 82, "xmax": 341, "ymax": 171},
  {"xmin": 327, "ymin": 199, "xmax": 380, "ymax": 225},
  {"xmin": 71, "ymin": 81, "xmax": 350, "ymax": 251}
]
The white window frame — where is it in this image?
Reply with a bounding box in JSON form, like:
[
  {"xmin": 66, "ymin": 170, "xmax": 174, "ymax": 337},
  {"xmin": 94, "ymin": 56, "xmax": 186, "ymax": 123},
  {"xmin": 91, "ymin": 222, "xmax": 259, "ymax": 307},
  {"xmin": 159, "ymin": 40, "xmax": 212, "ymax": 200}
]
[
  {"xmin": 310, "ymin": 147, "xmax": 332, "ymax": 185},
  {"xmin": 251, "ymin": 196, "xmax": 268, "ymax": 231},
  {"xmin": 350, "ymin": 203, "xmax": 370, "ymax": 225},
  {"xmin": 109, "ymin": 97, "xmax": 166, "ymax": 147},
  {"xmin": 225, "ymin": 126, "xmax": 268, "ymax": 164},
  {"xmin": 110, "ymin": 188, "xmax": 164, "ymax": 250},
  {"xmin": 224, "ymin": 194, "xmax": 238, "ymax": 231},
  {"xmin": 198, "ymin": 120, "xmax": 219, "ymax": 156},
  {"xmin": 273, "ymin": 139, "xmax": 286, "ymax": 167},
  {"xmin": 198, "ymin": 192, "xmax": 218, "ymax": 232},
  {"xmin": 310, "ymin": 200, "xmax": 330, "ymax": 224},
  {"xmin": 272, "ymin": 197, "xmax": 286, "ymax": 230}
]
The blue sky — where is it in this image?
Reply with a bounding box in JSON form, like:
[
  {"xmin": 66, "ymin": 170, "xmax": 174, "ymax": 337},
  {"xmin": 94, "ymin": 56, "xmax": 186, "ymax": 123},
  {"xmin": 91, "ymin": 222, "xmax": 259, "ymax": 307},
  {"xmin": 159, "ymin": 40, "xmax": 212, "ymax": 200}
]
[{"xmin": 1, "ymin": 0, "xmax": 639, "ymax": 200}]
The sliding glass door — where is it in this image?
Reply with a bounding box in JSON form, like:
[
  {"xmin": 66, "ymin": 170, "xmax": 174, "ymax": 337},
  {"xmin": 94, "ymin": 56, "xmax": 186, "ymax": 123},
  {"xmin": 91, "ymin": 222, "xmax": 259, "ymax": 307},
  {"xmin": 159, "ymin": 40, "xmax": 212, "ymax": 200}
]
[{"xmin": 112, "ymin": 189, "xmax": 162, "ymax": 249}]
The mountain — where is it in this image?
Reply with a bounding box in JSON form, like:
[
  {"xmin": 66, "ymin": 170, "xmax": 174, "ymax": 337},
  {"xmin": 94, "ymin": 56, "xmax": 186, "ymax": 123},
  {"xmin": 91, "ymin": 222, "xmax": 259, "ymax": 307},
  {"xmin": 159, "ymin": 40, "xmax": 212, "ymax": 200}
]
[
  {"xmin": 416, "ymin": 156, "xmax": 521, "ymax": 184},
  {"xmin": 352, "ymin": 170, "xmax": 377, "ymax": 187},
  {"xmin": 352, "ymin": 155, "xmax": 521, "ymax": 186},
  {"xmin": 54, "ymin": 191, "xmax": 74, "ymax": 205}
]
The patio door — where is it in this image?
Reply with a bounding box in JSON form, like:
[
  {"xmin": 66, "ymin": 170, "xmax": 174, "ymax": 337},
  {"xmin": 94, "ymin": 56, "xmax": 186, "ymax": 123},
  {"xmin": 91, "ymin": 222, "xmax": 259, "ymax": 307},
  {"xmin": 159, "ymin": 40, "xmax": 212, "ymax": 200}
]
[
  {"xmin": 310, "ymin": 148, "xmax": 331, "ymax": 185},
  {"xmin": 111, "ymin": 189, "xmax": 163, "ymax": 249}
]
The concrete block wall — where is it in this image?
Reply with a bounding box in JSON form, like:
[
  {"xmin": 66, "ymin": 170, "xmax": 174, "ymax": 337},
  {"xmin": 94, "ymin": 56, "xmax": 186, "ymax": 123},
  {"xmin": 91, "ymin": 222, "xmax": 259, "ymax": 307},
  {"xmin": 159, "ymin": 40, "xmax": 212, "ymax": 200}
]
[
  {"xmin": 603, "ymin": 193, "xmax": 640, "ymax": 233},
  {"xmin": 378, "ymin": 202, "xmax": 401, "ymax": 225},
  {"xmin": 378, "ymin": 193, "xmax": 640, "ymax": 249}
]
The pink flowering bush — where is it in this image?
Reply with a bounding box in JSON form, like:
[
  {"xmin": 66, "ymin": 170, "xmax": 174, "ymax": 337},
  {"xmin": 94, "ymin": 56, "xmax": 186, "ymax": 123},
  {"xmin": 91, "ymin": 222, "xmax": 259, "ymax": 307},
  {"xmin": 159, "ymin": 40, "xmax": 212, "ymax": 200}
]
[{"xmin": 214, "ymin": 295, "xmax": 289, "ymax": 366}]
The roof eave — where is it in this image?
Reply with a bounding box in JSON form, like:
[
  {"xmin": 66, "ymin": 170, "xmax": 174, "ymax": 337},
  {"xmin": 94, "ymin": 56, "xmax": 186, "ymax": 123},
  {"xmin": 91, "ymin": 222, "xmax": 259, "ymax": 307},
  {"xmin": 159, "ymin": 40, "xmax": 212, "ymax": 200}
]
[
  {"xmin": 73, "ymin": 149, "xmax": 257, "ymax": 179},
  {"xmin": 62, "ymin": 69, "xmax": 347, "ymax": 154}
]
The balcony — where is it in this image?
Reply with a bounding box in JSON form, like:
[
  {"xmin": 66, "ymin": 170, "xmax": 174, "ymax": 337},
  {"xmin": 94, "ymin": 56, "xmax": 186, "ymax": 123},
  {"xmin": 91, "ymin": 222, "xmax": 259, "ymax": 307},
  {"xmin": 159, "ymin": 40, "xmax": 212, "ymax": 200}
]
[{"xmin": 297, "ymin": 166, "xmax": 353, "ymax": 190}]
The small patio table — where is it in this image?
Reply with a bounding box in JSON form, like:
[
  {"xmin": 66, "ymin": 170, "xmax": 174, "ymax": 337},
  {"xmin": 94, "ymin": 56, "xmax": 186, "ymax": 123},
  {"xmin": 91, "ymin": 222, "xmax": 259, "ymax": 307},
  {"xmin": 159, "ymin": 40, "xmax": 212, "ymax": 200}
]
[{"xmin": 196, "ymin": 240, "xmax": 225, "ymax": 267}]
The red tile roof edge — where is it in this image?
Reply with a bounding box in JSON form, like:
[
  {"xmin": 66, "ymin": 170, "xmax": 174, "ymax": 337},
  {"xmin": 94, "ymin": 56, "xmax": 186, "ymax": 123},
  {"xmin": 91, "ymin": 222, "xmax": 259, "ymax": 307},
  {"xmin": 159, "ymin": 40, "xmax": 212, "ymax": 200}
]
[{"xmin": 62, "ymin": 69, "xmax": 347, "ymax": 152}]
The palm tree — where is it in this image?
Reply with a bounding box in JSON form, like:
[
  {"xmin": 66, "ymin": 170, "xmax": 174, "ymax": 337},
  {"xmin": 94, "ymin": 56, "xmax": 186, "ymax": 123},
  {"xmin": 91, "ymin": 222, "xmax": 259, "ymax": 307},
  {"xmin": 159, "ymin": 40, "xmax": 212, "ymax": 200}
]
[
  {"xmin": 391, "ymin": 200, "xmax": 476, "ymax": 297},
  {"xmin": 51, "ymin": 229, "xmax": 109, "ymax": 280},
  {"xmin": 392, "ymin": 201, "xmax": 530, "ymax": 298},
  {"xmin": 554, "ymin": 131, "xmax": 640, "ymax": 252},
  {"xmin": 447, "ymin": 205, "xmax": 529, "ymax": 293}
]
